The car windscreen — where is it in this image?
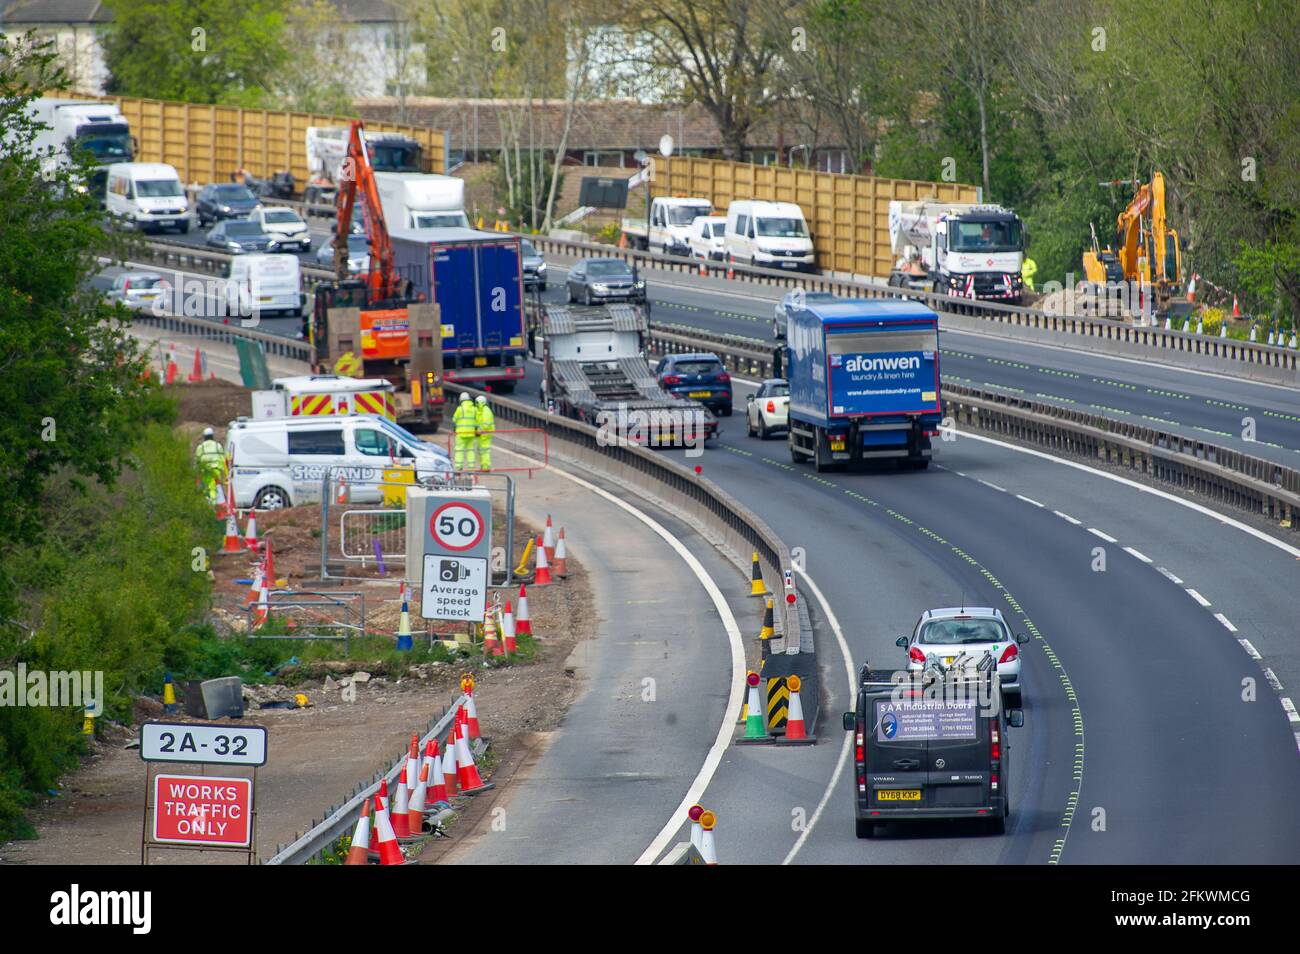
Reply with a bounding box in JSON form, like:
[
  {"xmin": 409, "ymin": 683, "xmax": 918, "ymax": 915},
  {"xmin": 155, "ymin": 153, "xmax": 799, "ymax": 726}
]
[
  {"xmin": 224, "ymin": 222, "xmax": 263, "ymax": 236},
  {"xmin": 126, "ymin": 275, "xmax": 164, "ymax": 289},
  {"xmin": 587, "ymin": 261, "xmax": 631, "ymax": 277},
  {"xmin": 767, "ymin": 384, "xmax": 790, "ymax": 397},
  {"xmin": 136, "ymin": 179, "xmax": 182, "ymax": 198},
  {"xmin": 673, "ymin": 360, "xmax": 723, "ymax": 376},
  {"xmin": 214, "ymin": 185, "xmax": 255, "ymax": 201},
  {"xmin": 756, "ymin": 217, "xmax": 808, "ymax": 238},
  {"xmin": 379, "ymin": 418, "xmax": 436, "ymax": 452},
  {"xmin": 346, "ymin": 235, "xmax": 370, "ymax": 252},
  {"xmin": 521, "ymin": 241, "xmax": 538, "ymax": 256},
  {"xmin": 918, "ymin": 618, "xmax": 1008, "ymax": 645},
  {"xmin": 263, "ymin": 209, "xmax": 302, "ymax": 224},
  {"xmin": 949, "ymin": 218, "xmax": 1022, "ymax": 253}
]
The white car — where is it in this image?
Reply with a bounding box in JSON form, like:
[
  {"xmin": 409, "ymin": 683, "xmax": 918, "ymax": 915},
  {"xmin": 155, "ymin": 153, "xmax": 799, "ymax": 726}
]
[
  {"xmin": 745, "ymin": 378, "xmax": 789, "ymax": 439},
  {"xmin": 106, "ymin": 270, "xmax": 169, "ymax": 309},
  {"xmin": 688, "ymin": 215, "xmax": 727, "ymax": 261},
  {"xmin": 898, "ymin": 607, "xmax": 1026, "ymax": 706},
  {"xmin": 249, "ymin": 206, "xmax": 313, "ymax": 252}
]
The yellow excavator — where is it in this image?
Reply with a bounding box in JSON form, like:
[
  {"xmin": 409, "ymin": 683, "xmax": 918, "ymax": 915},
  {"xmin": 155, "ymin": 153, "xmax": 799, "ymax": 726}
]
[{"xmin": 1083, "ymin": 171, "xmax": 1183, "ymax": 315}]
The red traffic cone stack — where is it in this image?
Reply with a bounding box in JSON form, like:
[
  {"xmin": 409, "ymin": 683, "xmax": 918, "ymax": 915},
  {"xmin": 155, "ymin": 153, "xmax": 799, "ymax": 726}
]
[
  {"xmin": 423, "ymin": 740, "xmax": 449, "ymax": 806},
  {"xmin": 553, "ymin": 529, "xmax": 567, "ymax": 577},
  {"xmin": 408, "ymin": 763, "xmax": 430, "ymax": 834},
  {"xmin": 371, "ymin": 795, "xmax": 405, "ymax": 865},
  {"xmin": 405, "ymin": 733, "xmax": 420, "ymax": 792},
  {"xmin": 534, "ymin": 535, "xmax": 553, "ymax": 585},
  {"xmin": 482, "ymin": 606, "xmax": 501, "ymax": 657},
  {"xmin": 454, "ymin": 711, "xmax": 490, "ymax": 794},
  {"xmin": 460, "ymin": 675, "xmax": 481, "ymax": 740},
  {"xmin": 543, "ymin": 516, "xmax": 556, "ymax": 563},
  {"xmin": 515, "ymin": 584, "xmax": 532, "ymax": 635},
  {"xmin": 390, "ymin": 768, "xmax": 413, "ymax": 839},
  {"xmin": 187, "ymin": 347, "xmax": 209, "ymax": 382},
  {"xmin": 501, "ymin": 600, "xmax": 517, "ymax": 654},
  {"xmin": 344, "ymin": 799, "xmax": 371, "ymax": 865},
  {"xmin": 442, "ymin": 729, "xmax": 459, "ymax": 796}
]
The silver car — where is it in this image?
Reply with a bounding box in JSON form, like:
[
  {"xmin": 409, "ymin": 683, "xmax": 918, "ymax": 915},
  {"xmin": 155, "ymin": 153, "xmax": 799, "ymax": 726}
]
[
  {"xmin": 897, "ymin": 606, "xmax": 1027, "ymax": 705},
  {"xmin": 773, "ymin": 290, "xmax": 838, "ymax": 340},
  {"xmin": 106, "ymin": 271, "xmax": 169, "ymax": 309}
]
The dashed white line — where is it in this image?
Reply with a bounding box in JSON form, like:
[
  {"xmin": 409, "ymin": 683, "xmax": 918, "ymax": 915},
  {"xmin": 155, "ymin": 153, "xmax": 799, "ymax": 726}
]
[
  {"xmin": 1123, "ymin": 546, "xmax": 1153, "ymax": 563},
  {"xmin": 1053, "ymin": 510, "xmax": 1082, "ymax": 525},
  {"xmin": 1015, "ymin": 494, "xmax": 1044, "ymax": 508},
  {"xmin": 1263, "ymin": 669, "xmax": 1284, "ymax": 692},
  {"xmin": 1186, "ymin": 588, "xmax": 1212, "ymax": 607},
  {"xmin": 978, "ymin": 479, "xmax": 1007, "ymax": 492},
  {"xmin": 1213, "ymin": 612, "xmax": 1238, "ymax": 632},
  {"xmin": 1087, "ymin": 528, "xmax": 1118, "ymax": 543},
  {"xmin": 1156, "ymin": 567, "xmax": 1184, "ymax": 585},
  {"xmin": 1282, "ymin": 698, "xmax": 1299, "ymax": 723},
  {"xmin": 1238, "ymin": 639, "xmax": 1262, "ymax": 659}
]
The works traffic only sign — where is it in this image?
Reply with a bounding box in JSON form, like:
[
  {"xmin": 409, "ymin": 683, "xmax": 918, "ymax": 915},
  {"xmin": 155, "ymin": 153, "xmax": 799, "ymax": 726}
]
[
  {"xmin": 429, "ymin": 501, "xmax": 487, "ymax": 551},
  {"xmin": 140, "ymin": 722, "xmax": 267, "ymax": 766},
  {"xmin": 152, "ymin": 774, "xmax": 253, "ymax": 847}
]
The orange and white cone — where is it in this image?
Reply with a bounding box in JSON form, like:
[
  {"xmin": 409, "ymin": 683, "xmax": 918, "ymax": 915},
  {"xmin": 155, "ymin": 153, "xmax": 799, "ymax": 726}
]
[
  {"xmin": 371, "ymin": 795, "xmax": 405, "ymax": 865},
  {"xmin": 262, "ymin": 539, "xmax": 276, "ymax": 589},
  {"xmin": 515, "ymin": 584, "xmax": 532, "ymax": 635},
  {"xmin": 442, "ymin": 729, "xmax": 459, "ymax": 796},
  {"xmin": 213, "ymin": 480, "xmax": 229, "ymax": 519},
  {"xmin": 461, "ymin": 685, "xmax": 481, "ymax": 741},
  {"xmin": 501, "ymin": 600, "xmax": 517, "ymax": 654},
  {"xmin": 219, "ymin": 512, "xmax": 243, "ymax": 555},
  {"xmin": 243, "ymin": 510, "xmax": 259, "ymax": 552},
  {"xmin": 336, "ymin": 475, "xmax": 349, "ymax": 505},
  {"xmin": 482, "ymin": 606, "xmax": 501, "ymax": 657},
  {"xmin": 542, "ymin": 516, "xmax": 556, "ymax": 563},
  {"xmin": 245, "ymin": 563, "xmax": 264, "ymax": 606},
  {"xmin": 553, "ymin": 529, "xmax": 567, "ymax": 577},
  {"xmin": 423, "ymin": 739, "xmax": 449, "ymax": 806},
  {"xmin": 698, "ymin": 809, "xmax": 718, "ymax": 864},
  {"xmin": 534, "ymin": 535, "xmax": 553, "ymax": 585},
  {"xmin": 405, "ymin": 733, "xmax": 420, "ymax": 792},
  {"xmin": 454, "ymin": 714, "xmax": 490, "ymax": 794},
  {"xmin": 252, "ymin": 579, "xmax": 269, "ymax": 628},
  {"xmin": 391, "ymin": 767, "xmax": 412, "ymax": 839},
  {"xmin": 408, "ymin": 763, "xmax": 429, "ymax": 835},
  {"xmin": 344, "ymin": 798, "xmax": 372, "ymax": 865},
  {"xmin": 1232, "ymin": 294, "xmax": 1241, "ymax": 318},
  {"xmin": 783, "ymin": 675, "xmax": 808, "ymax": 741}
]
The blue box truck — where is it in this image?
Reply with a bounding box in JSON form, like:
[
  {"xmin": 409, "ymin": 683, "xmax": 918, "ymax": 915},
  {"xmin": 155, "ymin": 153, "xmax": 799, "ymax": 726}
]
[
  {"xmin": 390, "ymin": 226, "xmax": 527, "ymax": 392},
  {"xmin": 786, "ymin": 299, "xmax": 942, "ymax": 471}
]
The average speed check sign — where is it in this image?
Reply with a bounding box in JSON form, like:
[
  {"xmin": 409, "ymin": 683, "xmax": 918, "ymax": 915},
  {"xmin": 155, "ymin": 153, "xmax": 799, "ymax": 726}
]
[
  {"xmin": 430, "ymin": 501, "xmax": 486, "ymax": 551},
  {"xmin": 421, "ymin": 490, "xmax": 492, "ymax": 622}
]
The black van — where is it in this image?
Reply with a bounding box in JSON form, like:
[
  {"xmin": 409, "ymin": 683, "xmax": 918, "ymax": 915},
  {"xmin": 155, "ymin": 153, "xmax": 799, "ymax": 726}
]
[{"xmin": 843, "ymin": 663, "xmax": 1023, "ymax": 838}]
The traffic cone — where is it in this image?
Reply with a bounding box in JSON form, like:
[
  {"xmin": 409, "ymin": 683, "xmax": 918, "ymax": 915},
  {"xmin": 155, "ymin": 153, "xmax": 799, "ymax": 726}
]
[
  {"xmin": 743, "ymin": 672, "xmax": 769, "ymax": 740},
  {"xmin": 1220, "ymin": 322, "xmax": 1227, "ymax": 338},
  {"xmin": 758, "ymin": 597, "xmax": 774, "ymax": 641},
  {"xmin": 461, "ymin": 676, "xmax": 481, "ymax": 740},
  {"xmin": 408, "ymin": 763, "xmax": 430, "ymax": 834},
  {"xmin": 376, "ymin": 778, "xmax": 389, "ymax": 815},
  {"xmin": 163, "ymin": 672, "xmax": 177, "ymax": 714},
  {"xmin": 213, "ymin": 480, "xmax": 229, "ymax": 519},
  {"xmin": 553, "ymin": 529, "xmax": 567, "ymax": 577},
  {"xmin": 1233, "ymin": 294, "xmax": 1241, "ymax": 318},
  {"xmin": 344, "ymin": 799, "xmax": 371, "ymax": 865},
  {"xmin": 749, "ymin": 551, "xmax": 768, "ymax": 597},
  {"xmin": 783, "ymin": 674, "xmax": 808, "ymax": 741},
  {"xmin": 698, "ymin": 810, "xmax": 718, "ymax": 864},
  {"xmin": 219, "ymin": 512, "xmax": 243, "ymax": 555},
  {"xmin": 534, "ymin": 536, "xmax": 553, "ymax": 585},
  {"xmin": 252, "ymin": 578, "xmax": 270, "ymax": 628},
  {"xmin": 515, "ymin": 584, "xmax": 532, "ymax": 635},
  {"xmin": 423, "ymin": 740, "xmax": 449, "ymax": 807},
  {"xmin": 187, "ymin": 347, "xmax": 207, "ymax": 382},
  {"xmin": 245, "ymin": 563, "xmax": 264, "ymax": 606},
  {"xmin": 390, "ymin": 768, "xmax": 412, "ymax": 838},
  {"xmin": 501, "ymin": 600, "xmax": 517, "ymax": 654},
  {"xmin": 243, "ymin": 510, "xmax": 259, "ymax": 552},
  {"xmin": 442, "ymin": 729, "xmax": 459, "ymax": 796},
  {"xmin": 543, "ymin": 516, "xmax": 555, "ymax": 562},
  {"xmin": 687, "ymin": 805, "xmax": 704, "ymax": 852},
  {"xmin": 262, "ymin": 539, "xmax": 276, "ymax": 589},
  {"xmin": 396, "ymin": 587, "xmax": 413, "ymax": 651},
  {"xmin": 336, "ymin": 475, "xmax": 349, "ymax": 505},
  {"xmin": 455, "ymin": 715, "xmax": 491, "ymax": 794},
  {"xmin": 482, "ymin": 606, "xmax": 501, "ymax": 656},
  {"xmin": 405, "ymin": 733, "xmax": 420, "ymax": 792},
  {"xmin": 165, "ymin": 351, "xmax": 178, "ymax": 385},
  {"xmin": 371, "ymin": 795, "xmax": 405, "ymax": 865}
]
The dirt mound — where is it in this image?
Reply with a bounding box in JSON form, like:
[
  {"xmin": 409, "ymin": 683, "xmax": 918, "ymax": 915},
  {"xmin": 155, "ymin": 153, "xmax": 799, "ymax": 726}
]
[{"xmin": 168, "ymin": 379, "xmax": 252, "ymax": 437}]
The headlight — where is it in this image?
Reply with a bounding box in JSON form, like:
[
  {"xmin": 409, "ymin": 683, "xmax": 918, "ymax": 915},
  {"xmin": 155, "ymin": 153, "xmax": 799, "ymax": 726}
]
[
  {"xmin": 227, "ymin": 241, "xmax": 241, "ymax": 250},
  {"xmin": 591, "ymin": 283, "xmax": 607, "ymax": 291},
  {"xmin": 219, "ymin": 205, "xmax": 231, "ymax": 213},
  {"xmin": 634, "ymin": 280, "xmax": 645, "ymax": 289},
  {"xmin": 536, "ymin": 262, "xmax": 546, "ymax": 272}
]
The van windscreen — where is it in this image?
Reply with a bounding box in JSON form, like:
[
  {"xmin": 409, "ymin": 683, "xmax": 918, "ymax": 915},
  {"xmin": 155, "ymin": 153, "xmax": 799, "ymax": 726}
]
[
  {"xmin": 756, "ymin": 217, "xmax": 808, "ymax": 238},
  {"xmin": 136, "ymin": 179, "xmax": 183, "ymax": 198}
]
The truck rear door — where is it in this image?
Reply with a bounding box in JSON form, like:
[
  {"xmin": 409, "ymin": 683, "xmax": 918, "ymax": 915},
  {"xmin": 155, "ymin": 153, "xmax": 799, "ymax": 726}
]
[
  {"xmin": 475, "ymin": 240, "xmax": 524, "ymax": 356},
  {"xmin": 867, "ymin": 697, "xmax": 928, "ymax": 807},
  {"xmin": 921, "ymin": 698, "xmax": 991, "ymax": 810}
]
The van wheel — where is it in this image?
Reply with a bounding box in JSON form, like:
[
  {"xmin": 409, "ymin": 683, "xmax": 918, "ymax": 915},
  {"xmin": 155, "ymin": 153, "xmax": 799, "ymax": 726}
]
[
  {"xmin": 856, "ymin": 819, "xmax": 875, "ymax": 839},
  {"xmin": 986, "ymin": 815, "xmax": 1006, "ymax": 835},
  {"xmin": 253, "ymin": 486, "xmax": 290, "ymax": 510}
]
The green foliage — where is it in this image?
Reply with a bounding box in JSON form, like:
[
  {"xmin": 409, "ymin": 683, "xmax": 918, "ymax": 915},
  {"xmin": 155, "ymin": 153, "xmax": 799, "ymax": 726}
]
[{"xmin": 491, "ymin": 152, "xmax": 563, "ymax": 230}]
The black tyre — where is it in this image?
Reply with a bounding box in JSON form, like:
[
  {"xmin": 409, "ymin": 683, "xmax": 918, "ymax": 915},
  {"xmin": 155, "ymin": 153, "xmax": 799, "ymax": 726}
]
[
  {"xmin": 987, "ymin": 815, "xmax": 1006, "ymax": 835},
  {"xmin": 584, "ymin": 288, "xmax": 592, "ymax": 306},
  {"xmin": 759, "ymin": 423, "xmax": 771, "ymax": 440},
  {"xmin": 253, "ymin": 485, "xmax": 290, "ymax": 510},
  {"xmin": 566, "ymin": 286, "xmax": 574, "ymax": 303},
  {"xmin": 720, "ymin": 403, "xmax": 733, "ymax": 417},
  {"xmin": 789, "ymin": 433, "xmax": 800, "ymax": 464},
  {"xmin": 856, "ymin": 819, "xmax": 875, "ymax": 839},
  {"xmin": 814, "ymin": 436, "xmax": 831, "ymax": 473},
  {"xmin": 746, "ymin": 415, "xmax": 756, "ymax": 438},
  {"xmin": 179, "ymin": 221, "xmax": 190, "ymax": 234}
]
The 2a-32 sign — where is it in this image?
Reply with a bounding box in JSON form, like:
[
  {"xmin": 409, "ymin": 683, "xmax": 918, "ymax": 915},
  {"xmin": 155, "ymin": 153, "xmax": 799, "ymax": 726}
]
[{"xmin": 140, "ymin": 722, "xmax": 268, "ymax": 766}]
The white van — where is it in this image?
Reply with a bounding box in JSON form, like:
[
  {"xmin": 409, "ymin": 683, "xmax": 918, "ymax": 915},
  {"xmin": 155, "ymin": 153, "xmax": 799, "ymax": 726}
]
[
  {"xmin": 228, "ymin": 415, "xmax": 453, "ymax": 510},
  {"xmin": 688, "ymin": 215, "xmax": 728, "ymax": 260},
  {"xmin": 723, "ymin": 200, "xmax": 815, "ymax": 272},
  {"xmin": 225, "ymin": 254, "xmax": 304, "ymax": 319},
  {"xmin": 105, "ymin": 162, "xmax": 189, "ymax": 233}
]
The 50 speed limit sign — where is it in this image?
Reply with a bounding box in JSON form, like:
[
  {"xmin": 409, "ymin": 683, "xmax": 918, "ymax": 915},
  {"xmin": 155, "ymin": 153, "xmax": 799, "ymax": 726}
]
[{"xmin": 430, "ymin": 501, "xmax": 486, "ymax": 551}]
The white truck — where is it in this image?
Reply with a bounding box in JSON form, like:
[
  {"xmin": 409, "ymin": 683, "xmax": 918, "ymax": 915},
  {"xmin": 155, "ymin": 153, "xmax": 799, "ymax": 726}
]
[
  {"xmin": 620, "ymin": 196, "xmax": 713, "ymax": 255},
  {"xmin": 888, "ymin": 201, "xmax": 1026, "ymax": 303},
  {"xmin": 375, "ymin": 172, "xmax": 469, "ymax": 230},
  {"xmin": 303, "ymin": 125, "xmax": 423, "ymax": 206},
  {"xmin": 29, "ymin": 97, "xmax": 134, "ymax": 201}
]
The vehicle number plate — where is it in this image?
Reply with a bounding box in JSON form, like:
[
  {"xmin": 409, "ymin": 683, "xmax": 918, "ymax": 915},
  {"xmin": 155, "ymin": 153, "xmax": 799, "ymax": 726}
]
[
  {"xmin": 943, "ymin": 657, "xmax": 955, "ymax": 666},
  {"xmin": 830, "ymin": 440, "xmax": 846, "ymax": 451},
  {"xmin": 689, "ymin": 391, "xmax": 710, "ymax": 398},
  {"xmin": 473, "ymin": 357, "xmax": 487, "ymax": 367},
  {"xmin": 877, "ymin": 789, "xmax": 920, "ymax": 801}
]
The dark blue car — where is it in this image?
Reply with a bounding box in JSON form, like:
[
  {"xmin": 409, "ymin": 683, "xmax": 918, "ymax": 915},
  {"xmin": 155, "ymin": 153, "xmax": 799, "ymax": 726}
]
[{"xmin": 655, "ymin": 352, "xmax": 733, "ymax": 416}]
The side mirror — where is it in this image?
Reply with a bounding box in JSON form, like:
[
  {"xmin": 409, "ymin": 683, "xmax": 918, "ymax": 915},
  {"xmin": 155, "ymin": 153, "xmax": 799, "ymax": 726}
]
[
  {"xmin": 895, "ymin": 636, "xmax": 909, "ymax": 648},
  {"xmin": 1007, "ymin": 710, "xmax": 1025, "ymax": 728},
  {"xmin": 842, "ymin": 711, "xmax": 856, "ymax": 732},
  {"xmin": 746, "ymin": 394, "xmax": 755, "ymax": 402},
  {"xmin": 1015, "ymin": 632, "xmax": 1029, "ymax": 645}
]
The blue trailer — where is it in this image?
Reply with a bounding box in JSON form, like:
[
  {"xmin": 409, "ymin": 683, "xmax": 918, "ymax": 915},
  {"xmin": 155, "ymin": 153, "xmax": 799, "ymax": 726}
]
[
  {"xmin": 786, "ymin": 299, "xmax": 942, "ymax": 471},
  {"xmin": 390, "ymin": 227, "xmax": 527, "ymax": 391}
]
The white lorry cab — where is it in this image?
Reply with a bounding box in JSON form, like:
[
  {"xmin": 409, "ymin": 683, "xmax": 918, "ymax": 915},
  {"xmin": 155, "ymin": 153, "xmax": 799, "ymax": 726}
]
[
  {"xmin": 227, "ymin": 415, "xmax": 452, "ymax": 510},
  {"xmin": 225, "ymin": 254, "xmax": 304, "ymax": 319},
  {"xmin": 723, "ymin": 200, "xmax": 815, "ymax": 272},
  {"xmin": 375, "ymin": 172, "xmax": 469, "ymax": 230},
  {"xmin": 105, "ymin": 162, "xmax": 189, "ymax": 233},
  {"xmin": 688, "ymin": 215, "xmax": 728, "ymax": 260},
  {"xmin": 251, "ymin": 375, "xmax": 399, "ymax": 422},
  {"xmin": 621, "ymin": 196, "xmax": 713, "ymax": 255}
]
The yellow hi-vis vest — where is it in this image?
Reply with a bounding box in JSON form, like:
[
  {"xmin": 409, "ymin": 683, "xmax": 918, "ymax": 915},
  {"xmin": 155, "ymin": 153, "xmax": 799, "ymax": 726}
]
[
  {"xmin": 453, "ymin": 401, "xmax": 478, "ymax": 436},
  {"xmin": 195, "ymin": 439, "xmax": 226, "ymax": 475},
  {"xmin": 476, "ymin": 405, "xmax": 495, "ymax": 435}
]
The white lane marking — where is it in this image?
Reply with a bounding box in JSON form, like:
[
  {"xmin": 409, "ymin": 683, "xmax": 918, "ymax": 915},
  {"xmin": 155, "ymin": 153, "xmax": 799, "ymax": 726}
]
[
  {"xmin": 979, "ymin": 479, "xmax": 1007, "ymax": 492},
  {"xmin": 1238, "ymin": 639, "xmax": 1262, "ymax": 659},
  {"xmin": 1213, "ymin": 613, "xmax": 1238, "ymax": 632},
  {"xmin": 1087, "ymin": 528, "xmax": 1118, "ymax": 543},
  {"xmin": 1264, "ymin": 669, "xmax": 1284, "ymax": 692},
  {"xmin": 781, "ymin": 568, "xmax": 856, "ymax": 866},
  {"xmin": 953, "ymin": 432, "xmax": 1300, "ymax": 562},
  {"xmin": 1157, "ymin": 567, "xmax": 1184, "ymax": 585},
  {"xmin": 493, "ymin": 449, "xmax": 745, "ymax": 866},
  {"xmin": 1282, "ymin": 698, "xmax": 1299, "ymax": 723},
  {"xmin": 1186, "ymin": 588, "xmax": 1212, "ymax": 607},
  {"xmin": 1123, "ymin": 546, "xmax": 1153, "ymax": 563},
  {"xmin": 1053, "ymin": 510, "xmax": 1082, "ymax": 525},
  {"xmin": 1015, "ymin": 494, "xmax": 1044, "ymax": 508}
]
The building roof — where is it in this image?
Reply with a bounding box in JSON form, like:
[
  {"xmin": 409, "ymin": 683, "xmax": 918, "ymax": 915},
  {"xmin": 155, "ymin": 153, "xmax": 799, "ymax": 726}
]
[{"xmin": 0, "ymin": 0, "xmax": 109, "ymax": 23}]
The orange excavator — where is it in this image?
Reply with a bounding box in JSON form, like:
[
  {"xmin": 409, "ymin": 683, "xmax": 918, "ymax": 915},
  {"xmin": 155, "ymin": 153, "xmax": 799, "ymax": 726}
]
[
  {"xmin": 1084, "ymin": 171, "xmax": 1184, "ymax": 315},
  {"xmin": 309, "ymin": 120, "xmax": 445, "ymax": 429}
]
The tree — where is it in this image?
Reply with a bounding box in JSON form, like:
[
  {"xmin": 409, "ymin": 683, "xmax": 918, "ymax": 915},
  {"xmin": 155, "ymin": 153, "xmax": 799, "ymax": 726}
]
[
  {"xmin": 101, "ymin": 0, "xmax": 291, "ymax": 106},
  {"xmin": 270, "ymin": 0, "xmax": 354, "ymax": 115}
]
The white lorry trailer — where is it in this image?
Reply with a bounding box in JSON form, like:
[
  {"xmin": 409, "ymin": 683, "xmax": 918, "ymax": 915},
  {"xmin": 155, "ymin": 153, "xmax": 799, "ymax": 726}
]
[
  {"xmin": 888, "ymin": 201, "xmax": 1026, "ymax": 303},
  {"xmin": 29, "ymin": 97, "xmax": 134, "ymax": 201},
  {"xmin": 375, "ymin": 172, "xmax": 469, "ymax": 230}
]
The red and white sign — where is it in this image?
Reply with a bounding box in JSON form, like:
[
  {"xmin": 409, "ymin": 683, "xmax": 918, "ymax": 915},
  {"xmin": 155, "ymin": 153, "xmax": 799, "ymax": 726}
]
[
  {"xmin": 152, "ymin": 774, "xmax": 253, "ymax": 847},
  {"xmin": 429, "ymin": 501, "xmax": 485, "ymax": 551}
]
